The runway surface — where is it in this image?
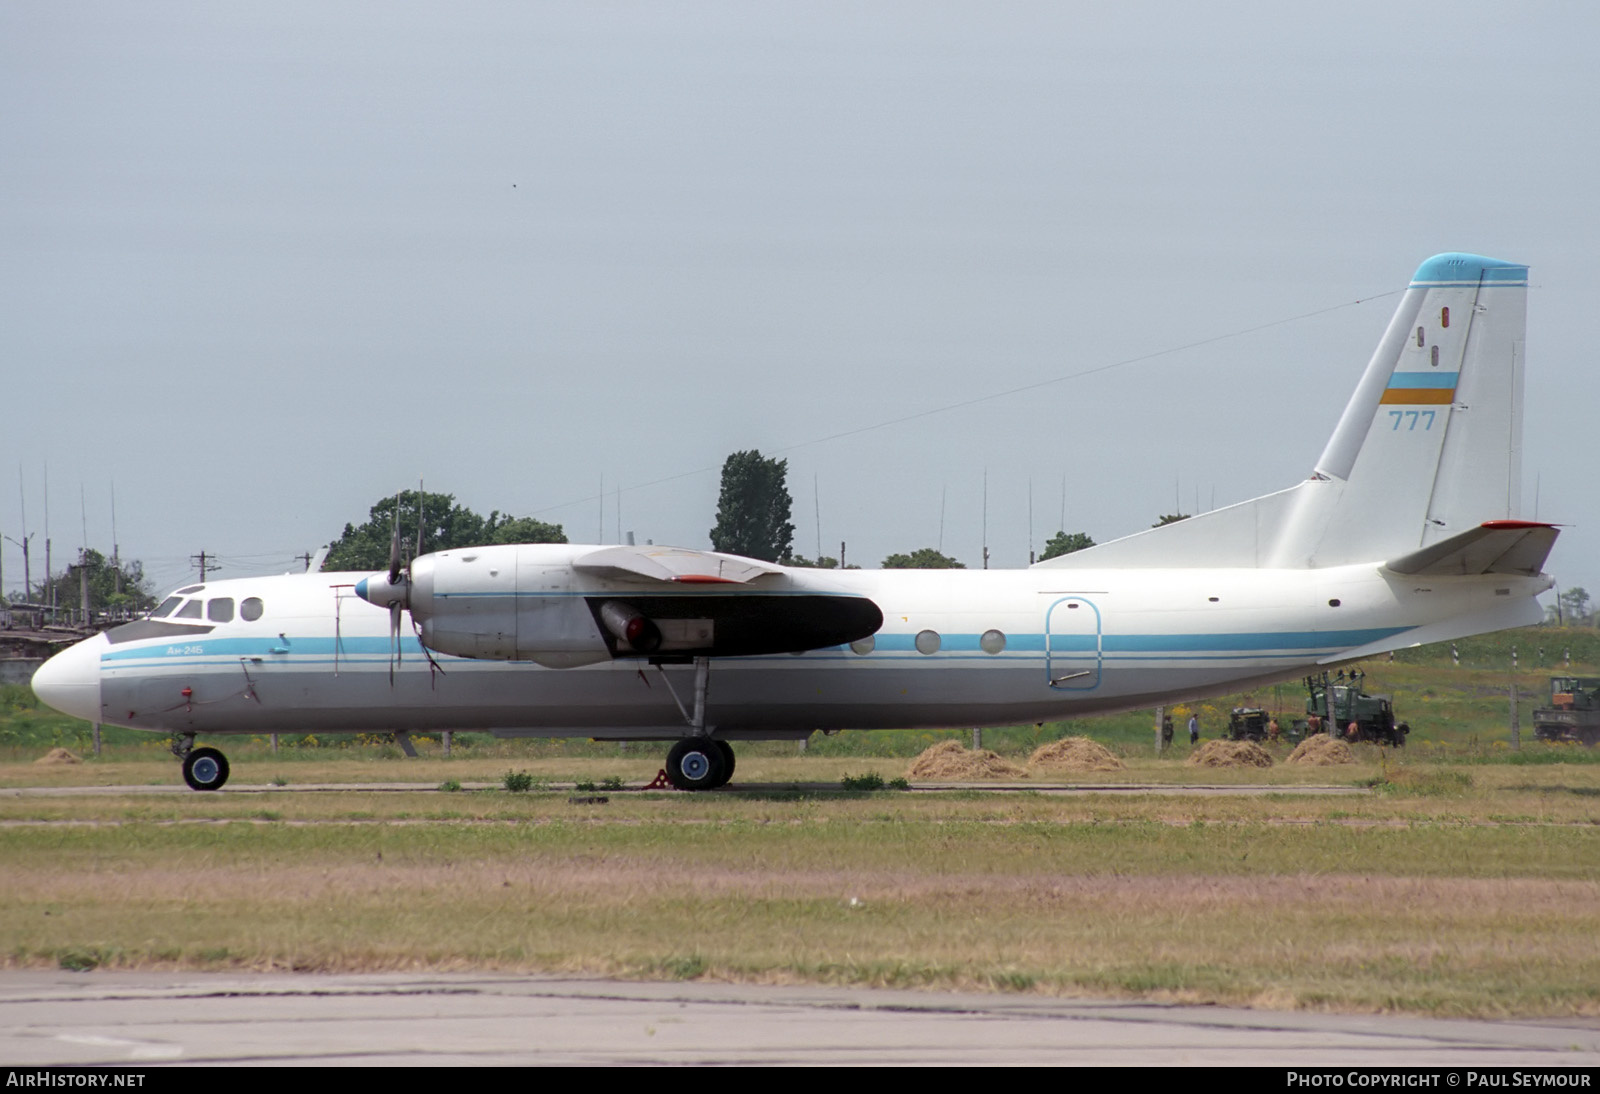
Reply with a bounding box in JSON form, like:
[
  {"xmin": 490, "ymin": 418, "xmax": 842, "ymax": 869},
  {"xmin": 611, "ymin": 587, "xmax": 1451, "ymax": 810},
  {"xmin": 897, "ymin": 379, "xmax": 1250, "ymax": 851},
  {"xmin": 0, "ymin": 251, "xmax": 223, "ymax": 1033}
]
[
  {"xmin": 3, "ymin": 971, "xmax": 1596, "ymax": 1066},
  {"xmin": 0, "ymin": 779, "xmax": 1374, "ymax": 797}
]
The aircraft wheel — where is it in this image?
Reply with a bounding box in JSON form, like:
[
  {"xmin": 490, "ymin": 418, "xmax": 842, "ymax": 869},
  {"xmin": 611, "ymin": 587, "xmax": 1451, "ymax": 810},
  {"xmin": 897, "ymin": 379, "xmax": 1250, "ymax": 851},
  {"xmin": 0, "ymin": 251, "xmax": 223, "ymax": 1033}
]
[
  {"xmin": 182, "ymin": 747, "xmax": 230, "ymax": 791},
  {"xmin": 715, "ymin": 740, "xmax": 735, "ymax": 786},
  {"xmin": 665, "ymin": 738, "xmax": 726, "ymax": 791}
]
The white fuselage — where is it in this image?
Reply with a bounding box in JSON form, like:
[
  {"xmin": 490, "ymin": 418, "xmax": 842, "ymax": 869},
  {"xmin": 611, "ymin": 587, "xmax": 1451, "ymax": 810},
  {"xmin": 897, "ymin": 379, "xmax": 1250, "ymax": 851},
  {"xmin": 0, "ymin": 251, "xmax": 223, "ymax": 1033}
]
[{"xmin": 32, "ymin": 552, "xmax": 1545, "ymax": 741}]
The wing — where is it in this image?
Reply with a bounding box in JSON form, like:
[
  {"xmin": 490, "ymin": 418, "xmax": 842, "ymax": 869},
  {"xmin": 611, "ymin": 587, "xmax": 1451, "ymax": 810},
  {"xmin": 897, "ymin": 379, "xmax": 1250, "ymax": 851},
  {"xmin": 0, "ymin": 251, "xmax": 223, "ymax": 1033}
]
[{"xmin": 572, "ymin": 545, "xmax": 784, "ymax": 584}]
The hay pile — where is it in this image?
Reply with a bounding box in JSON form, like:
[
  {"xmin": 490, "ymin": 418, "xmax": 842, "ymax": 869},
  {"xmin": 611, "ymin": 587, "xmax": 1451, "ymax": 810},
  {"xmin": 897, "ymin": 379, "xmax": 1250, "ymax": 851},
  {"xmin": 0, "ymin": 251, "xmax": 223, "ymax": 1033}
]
[
  {"xmin": 35, "ymin": 747, "xmax": 81, "ymax": 765},
  {"xmin": 1285, "ymin": 735, "xmax": 1355, "ymax": 765},
  {"xmin": 907, "ymin": 739, "xmax": 1027, "ymax": 780},
  {"xmin": 1186, "ymin": 739, "xmax": 1274, "ymax": 768},
  {"xmin": 1028, "ymin": 736, "xmax": 1124, "ymax": 772}
]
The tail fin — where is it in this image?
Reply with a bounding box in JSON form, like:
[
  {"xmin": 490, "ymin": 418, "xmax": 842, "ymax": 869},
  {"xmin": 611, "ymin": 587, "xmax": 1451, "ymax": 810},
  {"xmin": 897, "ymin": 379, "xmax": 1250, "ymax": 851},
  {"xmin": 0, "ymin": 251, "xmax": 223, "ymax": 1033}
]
[{"xmin": 1036, "ymin": 253, "xmax": 1530, "ymax": 570}]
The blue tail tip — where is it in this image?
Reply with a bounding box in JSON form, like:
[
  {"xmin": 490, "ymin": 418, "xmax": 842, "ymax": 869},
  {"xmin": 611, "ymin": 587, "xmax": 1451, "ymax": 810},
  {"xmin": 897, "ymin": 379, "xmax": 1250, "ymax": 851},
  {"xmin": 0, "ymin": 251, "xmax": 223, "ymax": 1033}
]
[{"xmin": 1411, "ymin": 252, "xmax": 1528, "ymax": 286}]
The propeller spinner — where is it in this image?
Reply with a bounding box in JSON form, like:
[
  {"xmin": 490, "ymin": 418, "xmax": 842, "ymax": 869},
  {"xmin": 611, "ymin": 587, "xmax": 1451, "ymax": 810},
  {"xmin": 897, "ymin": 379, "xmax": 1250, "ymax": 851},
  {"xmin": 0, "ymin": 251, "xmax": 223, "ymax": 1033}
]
[{"xmin": 352, "ymin": 508, "xmax": 412, "ymax": 683}]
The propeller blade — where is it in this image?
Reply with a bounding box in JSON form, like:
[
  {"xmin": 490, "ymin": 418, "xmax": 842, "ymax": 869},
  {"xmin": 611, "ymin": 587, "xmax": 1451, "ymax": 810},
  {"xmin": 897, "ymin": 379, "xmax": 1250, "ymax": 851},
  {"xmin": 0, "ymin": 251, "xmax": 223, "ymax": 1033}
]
[
  {"xmin": 387, "ymin": 504, "xmax": 403, "ymax": 586},
  {"xmin": 389, "ymin": 600, "xmax": 402, "ymax": 685}
]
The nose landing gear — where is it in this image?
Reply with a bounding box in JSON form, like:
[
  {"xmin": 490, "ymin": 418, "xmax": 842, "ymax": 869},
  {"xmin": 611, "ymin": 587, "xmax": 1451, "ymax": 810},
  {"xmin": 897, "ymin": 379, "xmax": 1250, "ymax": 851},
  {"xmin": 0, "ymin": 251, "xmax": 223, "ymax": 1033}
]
[{"xmin": 171, "ymin": 734, "xmax": 231, "ymax": 791}]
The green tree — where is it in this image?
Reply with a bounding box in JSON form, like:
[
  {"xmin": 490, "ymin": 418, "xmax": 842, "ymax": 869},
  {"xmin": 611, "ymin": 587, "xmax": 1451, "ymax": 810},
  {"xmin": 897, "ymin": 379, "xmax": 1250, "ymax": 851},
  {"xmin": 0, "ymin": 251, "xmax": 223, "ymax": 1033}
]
[
  {"xmin": 324, "ymin": 490, "xmax": 565, "ymax": 571},
  {"xmin": 487, "ymin": 516, "xmax": 568, "ymax": 546},
  {"xmin": 1558, "ymin": 587, "xmax": 1592, "ymax": 625},
  {"xmin": 1153, "ymin": 513, "xmax": 1191, "ymax": 527},
  {"xmin": 783, "ymin": 554, "xmax": 840, "ymax": 568},
  {"xmin": 709, "ymin": 451, "xmax": 794, "ymax": 562},
  {"xmin": 1039, "ymin": 531, "xmax": 1095, "ymax": 561},
  {"xmin": 36, "ymin": 549, "xmax": 156, "ymax": 615},
  {"xmin": 881, "ymin": 547, "xmax": 965, "ymax": 569}
]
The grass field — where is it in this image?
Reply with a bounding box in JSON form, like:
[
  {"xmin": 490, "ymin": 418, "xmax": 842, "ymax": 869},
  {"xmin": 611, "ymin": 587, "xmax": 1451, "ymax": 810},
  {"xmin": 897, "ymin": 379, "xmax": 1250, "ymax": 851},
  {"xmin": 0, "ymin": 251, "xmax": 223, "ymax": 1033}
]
[{"xmin": 1, "ymin": 625, "xmax": 1597, "ymax": 1017}]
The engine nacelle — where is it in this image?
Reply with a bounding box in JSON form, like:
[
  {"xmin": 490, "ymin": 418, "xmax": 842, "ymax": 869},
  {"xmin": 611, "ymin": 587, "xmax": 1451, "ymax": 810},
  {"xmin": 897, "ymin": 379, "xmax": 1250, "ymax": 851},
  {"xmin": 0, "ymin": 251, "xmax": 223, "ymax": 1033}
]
[
  {"xmin": 370, "ymin": 542, "xmax": 883, "ymax": 667},
  {"xmin": 410, "ymin": 545, "xmax": 613, "ymax": 668}
]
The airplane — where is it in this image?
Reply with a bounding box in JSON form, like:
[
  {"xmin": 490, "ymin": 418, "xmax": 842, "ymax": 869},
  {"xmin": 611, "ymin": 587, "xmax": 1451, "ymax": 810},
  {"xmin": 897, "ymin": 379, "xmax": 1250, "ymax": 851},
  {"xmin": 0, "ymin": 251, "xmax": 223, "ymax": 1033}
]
[{"xmin": 31, "ymin": 253, "xmax": 1556, "ymax": 792}]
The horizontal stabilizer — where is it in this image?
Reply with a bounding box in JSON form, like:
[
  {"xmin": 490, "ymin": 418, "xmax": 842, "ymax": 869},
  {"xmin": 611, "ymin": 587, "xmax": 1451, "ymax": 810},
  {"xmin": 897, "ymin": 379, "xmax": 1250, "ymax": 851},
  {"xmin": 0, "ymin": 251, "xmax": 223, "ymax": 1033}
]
[
  {"xmin": 573, "ymin": 545, "xmax": 783, "ymax": 584},
  {"xmin": 1384, "ymin": 520, "xmax": 1557, "ymax": 577}
]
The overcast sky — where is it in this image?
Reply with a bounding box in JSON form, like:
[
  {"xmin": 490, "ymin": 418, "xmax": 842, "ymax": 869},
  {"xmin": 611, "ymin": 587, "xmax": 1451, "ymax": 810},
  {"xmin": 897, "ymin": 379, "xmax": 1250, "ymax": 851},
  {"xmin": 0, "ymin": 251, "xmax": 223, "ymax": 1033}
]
[{"xmin": 2, "ymin": 2, "xmax": 1594, "ymax": 601}]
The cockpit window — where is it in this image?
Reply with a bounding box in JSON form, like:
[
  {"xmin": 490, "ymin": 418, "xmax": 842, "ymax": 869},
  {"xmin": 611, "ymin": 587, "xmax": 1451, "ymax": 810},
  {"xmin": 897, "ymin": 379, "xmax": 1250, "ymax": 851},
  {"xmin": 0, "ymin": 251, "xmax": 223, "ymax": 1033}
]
[
  {"xmin": 176, "ymin": 600, "xmax": 203, "ymax": 620},
  {"xmin": 151, "ymin": 596, "xmax": 182, "ymax": 618},
  {"xmin": 176, "ymin": 585, "xmax": 204, "ymax": 595},
  {"xmin": 207, "ymin": 598, "xmax": 235, "ymax": 623},
  {"xmin": 240, "ymin": 597, "xmax": 265, "ymax": 622}
]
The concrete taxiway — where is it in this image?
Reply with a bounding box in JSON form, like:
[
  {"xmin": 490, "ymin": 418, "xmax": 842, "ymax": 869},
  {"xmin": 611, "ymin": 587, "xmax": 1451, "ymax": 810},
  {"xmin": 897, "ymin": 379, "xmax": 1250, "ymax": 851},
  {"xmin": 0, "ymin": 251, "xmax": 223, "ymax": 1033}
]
[{"xmin": 2, "ymin": 971, "xmax": 1596, "ymax": 1066}]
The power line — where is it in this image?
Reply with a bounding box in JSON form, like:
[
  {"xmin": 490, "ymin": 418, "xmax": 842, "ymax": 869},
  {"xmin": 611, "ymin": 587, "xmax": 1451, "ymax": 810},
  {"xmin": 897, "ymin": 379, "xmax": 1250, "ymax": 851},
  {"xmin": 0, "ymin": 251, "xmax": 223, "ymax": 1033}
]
[{"xmin": 526, "ymin": 288, "xmax": 1402, "ymax": 519}]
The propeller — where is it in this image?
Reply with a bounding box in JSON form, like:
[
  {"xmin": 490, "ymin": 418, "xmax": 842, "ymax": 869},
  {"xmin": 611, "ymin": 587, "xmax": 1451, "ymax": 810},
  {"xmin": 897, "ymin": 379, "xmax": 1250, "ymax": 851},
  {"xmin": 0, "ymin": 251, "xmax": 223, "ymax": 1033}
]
[
  {"xmin": 352, "ymin": 490, "xmax": 439, "ymax": 686},
  {"xmin": 388, "ymin": 505, "xmax": 405, "ymax": 682}
]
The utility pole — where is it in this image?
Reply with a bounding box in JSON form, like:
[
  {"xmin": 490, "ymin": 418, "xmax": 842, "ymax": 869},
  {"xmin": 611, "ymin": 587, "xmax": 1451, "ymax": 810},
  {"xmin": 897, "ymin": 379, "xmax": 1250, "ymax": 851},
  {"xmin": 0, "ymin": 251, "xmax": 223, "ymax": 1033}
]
[
  {"xmin": 15, "ymin": 466, "xmax": 28, "ymax": 602},
  {"xmin": 43, "ymin": 464, "xmax": 52, "ymax": 622},
  {"xmin": 814, "ymin": 473, "xmax": 821, "ymax": 561},
  {"xmin": 1510, "ymin": 645, "xmax": 1521, "ymax": 751},
  {"xmin": 4, "ymin": 534, "xmax": 31, "ymax": 604},
  {"xmin": 192, "ymin": 551, "xmax": 219, "ymax": 583},
  {"xmin": 110, "ymin": 482, "xmax": 121, "ymax": 597}
]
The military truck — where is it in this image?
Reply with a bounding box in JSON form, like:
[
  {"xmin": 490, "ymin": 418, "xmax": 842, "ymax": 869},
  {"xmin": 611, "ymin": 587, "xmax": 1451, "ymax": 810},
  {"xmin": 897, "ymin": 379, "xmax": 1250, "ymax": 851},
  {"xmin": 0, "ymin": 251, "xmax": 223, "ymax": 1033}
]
[
  {"xmin": 1297, "ymin": 670, "xmax": 1408, "ymax": 746},
  {"xmin": 1225, "ymin": 707, "xmax": 1271, "ymax": 741},
  {"xmin": 1532, "ymin": 677, "xmax": 1600, "ymax": 745}
]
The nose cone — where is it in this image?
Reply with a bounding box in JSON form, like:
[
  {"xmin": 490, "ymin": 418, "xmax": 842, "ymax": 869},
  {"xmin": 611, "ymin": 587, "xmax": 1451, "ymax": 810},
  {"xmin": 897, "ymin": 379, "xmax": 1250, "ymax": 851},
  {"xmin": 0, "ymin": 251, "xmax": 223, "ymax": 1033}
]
[
  {"xmin": 32, "ymin": 634, "xmax": 106, "ymax": 724},
  {"xmin": 355, "ymin": 572, "xmax": 408, "ymax": 609}
]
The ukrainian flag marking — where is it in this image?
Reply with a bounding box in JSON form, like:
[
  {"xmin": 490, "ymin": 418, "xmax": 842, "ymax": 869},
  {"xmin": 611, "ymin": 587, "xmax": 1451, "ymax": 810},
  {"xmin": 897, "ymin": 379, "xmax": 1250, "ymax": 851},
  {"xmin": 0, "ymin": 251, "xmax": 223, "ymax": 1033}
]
[{"xmin": 1381, "ymin": 371, "xmax": 1457, "ymax": 405}]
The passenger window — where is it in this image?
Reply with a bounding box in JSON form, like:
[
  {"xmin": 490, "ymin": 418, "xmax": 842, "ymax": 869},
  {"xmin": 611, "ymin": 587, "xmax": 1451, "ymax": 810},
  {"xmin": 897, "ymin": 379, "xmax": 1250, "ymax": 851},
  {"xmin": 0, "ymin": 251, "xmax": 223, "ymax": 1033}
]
[
  {"xmin": 208, "ymin": 598, "xmax": 235, "ymax": 623},
  {"xmin": 240, "ymin": 597, "xmax": 265, "ymax": 622},
  {"xmin": 176, "ymin": 600, "xmax": 203, "ymax": 619},
  {"xmin": 152, "ymin": 596, "xmax": 182, "ymax": 618}
]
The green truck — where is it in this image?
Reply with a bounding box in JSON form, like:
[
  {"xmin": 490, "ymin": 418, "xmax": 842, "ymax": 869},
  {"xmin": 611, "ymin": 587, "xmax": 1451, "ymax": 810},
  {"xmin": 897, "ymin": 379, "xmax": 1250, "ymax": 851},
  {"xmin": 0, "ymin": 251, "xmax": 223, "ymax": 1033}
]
[
  {"xmin": 1532, "ymin": 677, "xmax": 1600, "ymax": 746},
  {"xmin": 1297, "ymin": 670, "xmax": 1409, "ymax": 746}
]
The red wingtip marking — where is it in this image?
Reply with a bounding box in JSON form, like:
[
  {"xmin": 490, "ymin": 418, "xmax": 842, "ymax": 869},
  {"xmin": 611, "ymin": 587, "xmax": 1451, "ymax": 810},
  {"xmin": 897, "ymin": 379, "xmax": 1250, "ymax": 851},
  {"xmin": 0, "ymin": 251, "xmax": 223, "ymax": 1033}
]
[{"xmin": 1480, "ymin": 520, "xmax": 1558, "ymax": 530}]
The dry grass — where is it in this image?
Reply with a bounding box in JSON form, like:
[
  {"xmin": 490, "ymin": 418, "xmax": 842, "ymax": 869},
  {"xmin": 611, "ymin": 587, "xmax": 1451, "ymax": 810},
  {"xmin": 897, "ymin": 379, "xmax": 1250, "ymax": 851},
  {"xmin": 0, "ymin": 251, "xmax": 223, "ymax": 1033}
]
[
  {"xmin": 1028, "ymin": 737, "xmax": 1124, "ymax": 772},
  {"xmin": 906, "ymin": 740, "xmax": 1027, "ymax": 780},
  {"xmin": 3, "ymin": 820, "xmax": 1597, "ymax": 1015},
  {"xmin": 1287, "ymin": 736, "xmax": 1356, "ymax": 766},
  {"xmin": 1187, "ymin": 740, "xmax": 1274, "ymax": 768},
  {"xmin": 3, "ymin": 741, "xmax": 1599, "ymax": 1017}
]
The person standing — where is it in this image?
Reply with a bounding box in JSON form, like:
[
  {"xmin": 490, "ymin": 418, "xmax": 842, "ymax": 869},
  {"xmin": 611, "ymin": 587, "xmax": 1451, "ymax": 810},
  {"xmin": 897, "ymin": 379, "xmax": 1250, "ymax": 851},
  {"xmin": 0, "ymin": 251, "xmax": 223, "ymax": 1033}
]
[{"xmin": 1188, "ymin": 713, "xmax": 1199, "ymax": 745}]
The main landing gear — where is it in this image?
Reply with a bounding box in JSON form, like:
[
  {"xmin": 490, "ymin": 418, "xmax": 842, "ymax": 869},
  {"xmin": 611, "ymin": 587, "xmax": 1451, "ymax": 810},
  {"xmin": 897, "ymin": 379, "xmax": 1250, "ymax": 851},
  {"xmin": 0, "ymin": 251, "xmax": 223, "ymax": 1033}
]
[
  {"xmin": 654, "ymin": 656, "xmax": 735, "ymax": 791},
  {"xmin": 665, "ymin": 737, "xmax": 735, "ymax": 791},
  {"xmin": 171, "ymin": 734, "xmax": 231, "ymax": 791}
]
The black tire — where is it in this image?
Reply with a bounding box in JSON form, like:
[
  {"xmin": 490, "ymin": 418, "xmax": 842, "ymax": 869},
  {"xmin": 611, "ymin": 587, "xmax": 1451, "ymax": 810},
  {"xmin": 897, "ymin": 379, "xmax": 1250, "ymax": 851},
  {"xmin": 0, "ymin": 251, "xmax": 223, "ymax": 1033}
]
[
  {"xmin": 714, "ymin": 740, "xmax": 735, "ymax": 785},
  {"xmin": 665, "ymin": 738, "xmax": 727, "ymax": 791},
  {"xmin": 182, "ymin": 747, "xmax": 230, "ymax": 791}
]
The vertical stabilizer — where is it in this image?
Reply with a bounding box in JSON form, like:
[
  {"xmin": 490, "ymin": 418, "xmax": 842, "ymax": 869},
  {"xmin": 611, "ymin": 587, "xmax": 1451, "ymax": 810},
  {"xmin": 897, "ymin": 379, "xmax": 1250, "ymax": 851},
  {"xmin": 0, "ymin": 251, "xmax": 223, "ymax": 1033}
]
[
  {"xmin": 1283, "ymin": 253, "xmax": 1528, "ymax": 566},
  {"xmin": 1037, "ymin": 253, "xmax": 1530, "ymax": 572}
]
